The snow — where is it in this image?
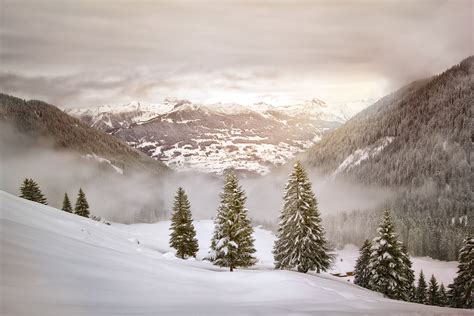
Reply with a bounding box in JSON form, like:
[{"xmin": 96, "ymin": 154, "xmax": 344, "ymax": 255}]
[
  {"xmin": 67, "ymin": 101, "xmax": 174, "ymax": 117},
  {"xmin": 67, "ymin": 98, "xmax": 364, "ymax": 175},
  {"xmin": 83, "ymin": 154, "xmax": 123, "ymax": 174},
  {"xmin": 332, "ymin": 136, "xmax": 395, "ymax": 176},
  {"xmin": 1, "ymin": 191, "xmax": 467, "ymax": 315},
  {"xmin": 67, "ymin": 98, "xmax": 363, "ymax": 125}
]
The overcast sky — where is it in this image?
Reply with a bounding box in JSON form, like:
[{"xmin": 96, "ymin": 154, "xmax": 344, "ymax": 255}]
[{"xmin": 1, "ymin": 0, "xmax": 472, "ymax": 108}]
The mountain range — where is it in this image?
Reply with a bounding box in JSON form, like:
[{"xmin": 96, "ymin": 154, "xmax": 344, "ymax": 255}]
[
  {"xmin": 68, "ymin": 98, "xmax": 364, "ymax": 175},
  {"xmin": 1, "ymin": 56, "xmax": 471, "ymax": 261}
]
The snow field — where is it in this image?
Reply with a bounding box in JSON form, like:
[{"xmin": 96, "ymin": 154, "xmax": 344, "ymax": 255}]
[{"xmin": 1, "ymin": 191, "xmax": 467, "ymax": 315}]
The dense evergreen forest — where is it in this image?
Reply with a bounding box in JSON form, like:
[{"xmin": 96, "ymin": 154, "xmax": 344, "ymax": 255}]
[{"xmin": 305, "ymin": 57, "xmax": 473, "ymax": 260}]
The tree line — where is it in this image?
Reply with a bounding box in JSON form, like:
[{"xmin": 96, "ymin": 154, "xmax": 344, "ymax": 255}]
[
  {"xmin": 19, "ymin": 178, "xmax": 91, "ymax": 219},
  {"xmin": 353, "ymin": 210, "xmax": 472, "ymax": 309}
]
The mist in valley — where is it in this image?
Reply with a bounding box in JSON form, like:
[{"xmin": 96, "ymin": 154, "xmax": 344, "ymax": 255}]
[{"xmin": 0, "ymin": 123, "xmax": 392, "ymax": 226}]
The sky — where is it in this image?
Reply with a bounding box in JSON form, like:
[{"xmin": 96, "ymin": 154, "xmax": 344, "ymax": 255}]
[{"xmin": 0, "ymin": 0, "xmax": 472, "ymax": 109}]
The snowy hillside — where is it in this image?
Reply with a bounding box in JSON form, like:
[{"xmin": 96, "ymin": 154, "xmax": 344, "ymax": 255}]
[
  {"xmin": 1, "ymin": 191, "xmax": 467, "ymax": 315},
  {"xmin": 67, "ymin": 98, "xmax": 361, "ymax": 175}
]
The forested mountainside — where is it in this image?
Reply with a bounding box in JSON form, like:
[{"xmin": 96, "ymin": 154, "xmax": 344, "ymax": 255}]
[
  {"xmin": 0, "ymin": 94, "xmax": 170, "ymax": 176},
  {"xmin": 68, "ymin": 99, "xmax": 353, "ymax": 175},
  {"xmin": 304, "ymin": 56, "xmax": 473, "ymax": 260}
]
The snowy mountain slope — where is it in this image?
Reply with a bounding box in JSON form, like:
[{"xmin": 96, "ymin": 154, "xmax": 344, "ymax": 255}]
[
  {"xmin": 1, "ymin": 191, "xmax": 466, "ymax": 316},
  {"xmin": 0, "ymin": 94, "xmax": 170, "ymax": 176},
  {"xmin": 118, "ymin": 222, "xmax": 458, "ymax": 288},
  {"xmin": 68, "ymin": 98, "xmax": 358, "ymax": 175},
  {"xmin": 302, "ymin": 57, "xmax": 473, "ymax": 261}
]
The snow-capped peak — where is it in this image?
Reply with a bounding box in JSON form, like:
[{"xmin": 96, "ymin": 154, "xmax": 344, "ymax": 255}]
[{"xmin": 67, "ymin": 97, "xmax": 365, "ymax": 124}]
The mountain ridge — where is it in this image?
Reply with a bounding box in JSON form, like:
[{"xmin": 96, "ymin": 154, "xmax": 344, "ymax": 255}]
[
  {"xmin": 0, "ymin": 93, "xmax": 171, "ymax": 176},
  {"xmin": 301, "ymin": 56, "xmax": 473, "ymax": 260},
  {"xmin": 68, "ymin": 98, "xmax": 364, "ymax": 174}
]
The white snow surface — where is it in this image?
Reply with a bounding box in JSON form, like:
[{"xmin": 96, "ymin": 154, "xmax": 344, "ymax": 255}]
[
  {"xmin": 332, "ymin": 136, "xmax": 395, "ymax": 177},
  {"xmin": 67, "ymin": 98, "xmax": 356, "ymax": 124},
  {"xmin": 1, "ymin": 191, "xmax": 466, "ymax": 316}
]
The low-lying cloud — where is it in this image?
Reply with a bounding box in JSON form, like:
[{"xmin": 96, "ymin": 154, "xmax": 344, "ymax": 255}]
[{"xmin": 0, "ymin": 124, "xmax": 392, "ymax": 225}]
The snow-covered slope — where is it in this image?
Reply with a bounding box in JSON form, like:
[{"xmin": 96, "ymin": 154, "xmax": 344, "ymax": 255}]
[
  {"xmin": 2, "ymin": 191, "xmax": 466, "ymax": 315},
  {"xmin": 68, "ymin": 98, "xmax": 362, "ymax": 175}
]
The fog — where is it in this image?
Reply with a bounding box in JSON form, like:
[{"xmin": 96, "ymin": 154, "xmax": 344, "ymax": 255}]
[
  {"xmin": 1, "ymin": 1, "xmax": 472, "ymax": 108},
  {"xmin": 0, "ymin": 124, "xmax": 392, "ymax": 224}
]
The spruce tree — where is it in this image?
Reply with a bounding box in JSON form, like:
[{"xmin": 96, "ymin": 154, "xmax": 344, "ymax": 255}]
[
  {"xmin": 74, "ymin": 188, "xmax": 90, "ymax": 218},
  {"xmin": 19, "ymin": 178, "xmax": 34, "ymax": 200},
  {"xmin": 448, "ymin": 234, "xmax": 473, "ymax": 309},
  {"xmin": 439, "ymin": 284, "xmax": 449, "ymax": 307},
  {"xmin": 415, "ymin": 270, "xmax": 428, "ymax": 304},
  {"xmin": 208, "ymin": 171, "xmax": 256, "ymax": 271},
  {"xmin": 367, "ymin": 210, "xmax": 405, "ymax": 299},
  {"xmin": 354, "ymin": 239, "xmax": 372, "ymax": 288},
  {"xmin": 169, "ymin": 187, "xmax": 199, "ymax": 259},
  {"xmin": 273, "ymin": 162, "xmax": 333, "ymax": 273},
  {"xmin": 401, "ymin": 245, "xmax": 416, "ymax": 302},
  {"xmin": 428, "ymin": 274, "xmax": 441, "ymax": 306},
  {"xmin": 61, "ymin": 193, "xmax": 73, "ymax": 213},
  {"xmin": 19, "ymin": 178, "xmax": 47, "ymax": 205}
]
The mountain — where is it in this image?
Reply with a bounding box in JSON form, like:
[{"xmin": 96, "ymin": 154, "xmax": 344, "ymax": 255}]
[
  {"xmin": 68, "ymin": 98, "xmax": 359, "ymax": 175},
  {"xmin": 0, "ymin": 93, "xmax": 170, "ymax": 176},
  {"xmin": 2, "ymin": 190, "xmax": 466, "ymax": 315},
  {"xmin": 302, "ymin": 56, "xmax": 473, "ymax": 260}
]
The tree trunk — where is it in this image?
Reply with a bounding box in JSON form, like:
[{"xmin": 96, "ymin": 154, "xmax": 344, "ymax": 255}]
[{"xmin": 230, "ymin": 266, "xmax": 233, "ymax": 272}]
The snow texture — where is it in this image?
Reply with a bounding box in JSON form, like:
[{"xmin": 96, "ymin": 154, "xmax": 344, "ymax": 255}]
[{"xmin": 1, "ymin": 191, "xmax": 466, "ymax": 315}]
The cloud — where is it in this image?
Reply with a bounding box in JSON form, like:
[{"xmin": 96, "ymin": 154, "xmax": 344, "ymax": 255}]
[
  {"xmin": 1, "ymin": 0, "xmax": 472, "ymax": 107},
  {"xmin": 0, "ymin": 123, "xmax": 392, "ymax": 223}
]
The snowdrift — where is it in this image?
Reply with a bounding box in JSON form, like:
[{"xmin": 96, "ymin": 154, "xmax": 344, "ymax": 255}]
[{"xmin": 0, "ymin": 191, "xmax": 467, "ymax": 315}]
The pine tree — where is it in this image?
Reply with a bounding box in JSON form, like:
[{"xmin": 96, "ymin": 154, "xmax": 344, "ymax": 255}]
[
  {"xmin": 415, "ymin": 270, "xmax": 428, "ymax": 304},
  {"xmin": 19, "ymin": 178, "xmax": 33, "ymax": 200},
  {"xmin": 19, "ymin": 178, "xmax": 47, "ymax": 205},
  {"xmin": 367, "ymin": 210, "xmax": 405, "ymax": 299},
  {"xmin": 401, "ymin": 245, "xmax": 416, "ymax": 302},
  {"xmin": 439, "ymin": 283, "xmax": 449, "ymax": 307},
  {"xmin": 169, "ymin": 187, "xmax": 199, "ymax": 259},
  {"xmin": 354, "ymin": 239, "xmax": 372, "ymax": 288},
  {"xmin": 448, "ymin": 234, "xmax": 473, "ymax": 309},
  {"xmin": 208, "ymin": 171, "xmax": 256, "ymax": 271},
  {"xmin": 61, "ymin": 193, "xmax": 73, "ymax": 213},
  {"xmin": 428, "ymin": 274, "xmax": 441, "ymax": 306},
  {"xmin": 74, "ymin": 188, "xmax": 90, "ymax": 218},
  {"xmin": 273, "ymin": 162, "xmax": 333, "ymax": 273}
]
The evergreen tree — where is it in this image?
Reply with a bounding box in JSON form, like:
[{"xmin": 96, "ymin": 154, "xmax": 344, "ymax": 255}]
[
  {"xmin": 208, "ymin": 171, "xmax": 256, "ymax": 271},
  {"xmin": 415, "ymin": 270, "xmax": 428, "ymax": 304},
  {"xmin": 401, "ymin": 245, "xmax": 416, "ymax": 302},
  {"xmin": 61, "ymin": 193, "xmax": 73, "ymax": 213},
  {"xmin": 19, "ymin": 178, "xmax": 33, "ymax": 200},
  {"xmin": 74, "ymin": 188, "xmax": 90, "ymax": 218},
  {"xmin": 439, "ymin": 283, "xmax": 449, "ymax": 307},
  {"xmin": 448, "ymin": 234, "xmax": 473, "ymax": 309},
  {"xmin": 354, "ymin": 239, "xmax": 372, "ymax": 288},
  {"xmin": 428, "ymin": 274, "xmax": 441, "ymax": 306},
  {"xmin": 367, "ymin": 210, "xmax": 405, "ymax": 299},
  {"xmin": 169, "ymin": 187, "xmax": 199, "ymax": 259},
  {"xmin": 273, "ymin": 162, "xmax": 333, "ymax": 273},
  {"xmin": 19, "ymin": 178, "xmax": 47, "ymax": 205}
]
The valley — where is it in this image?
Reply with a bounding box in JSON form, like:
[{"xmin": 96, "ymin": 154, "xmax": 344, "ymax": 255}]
[{"xmin": 68, "ymin": 99, "xmax": 361, "ymax": 175}]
